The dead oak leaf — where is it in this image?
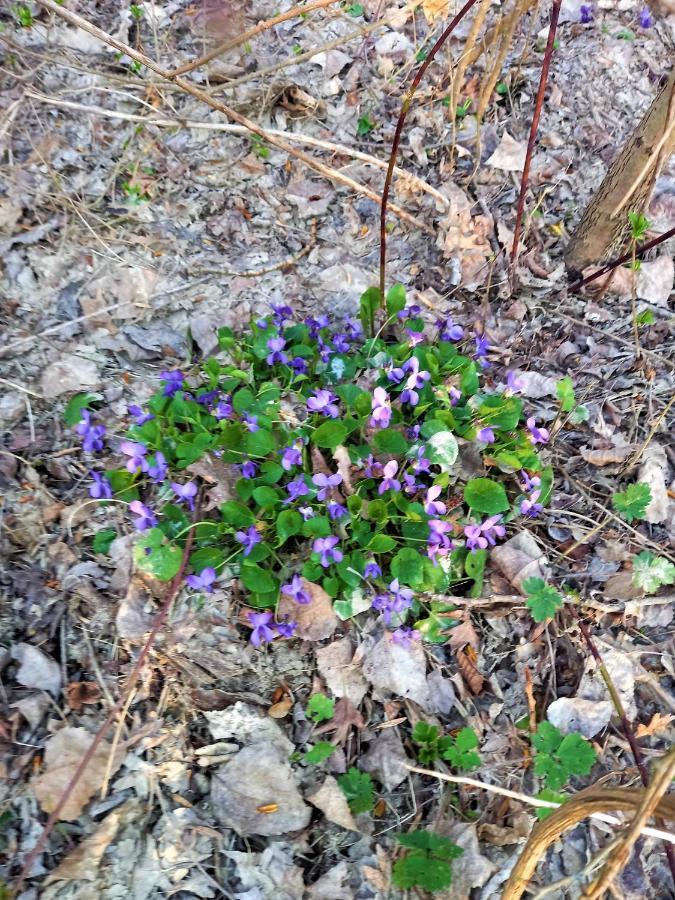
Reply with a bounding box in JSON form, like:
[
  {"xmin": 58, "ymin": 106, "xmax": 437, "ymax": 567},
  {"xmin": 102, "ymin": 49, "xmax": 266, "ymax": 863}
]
[
  {"xmin": 635, "ymin": 713, "xmax": 674, "ymax": 738},
  {"xmin": 66, "ymin": 681, "xmax": 102, "ymax": 712},
  {"xmin": 315, "ymin": 697, "xmax": 365, "ymax": 744},
  {"xmin": 456, "ymin": 646, "xmax": 484, "ymax": 695}
]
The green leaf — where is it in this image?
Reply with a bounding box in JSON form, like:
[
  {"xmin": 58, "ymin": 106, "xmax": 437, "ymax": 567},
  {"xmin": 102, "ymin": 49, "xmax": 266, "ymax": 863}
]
[
  {"xmin": 535, "ymin": 789, "xmax": 567, "ymax": 820},
  {"xmin": 240, "ymin": 564, "xmax": 277, "ymax": 594},
  {"xmin": 386, "ymin": 283, "xmax": 406, "ymax": 317},
  {"xmin": 391, "ymin": 548, "xmax": 424, "ymax": 588},
  {"xmin": 303, "ymin": 742, "xmax": 336, "ymax": 765},
  {"xmin": 311, "ymin": 420, "xmax": 348, "ymax": 450},
  {"xmin": 465, "ymin": 548, "xmax": 487, "ymax": 597},
  {"xmin": 134, "ymin": 528, "xmax": 183, "ymax": 582},
  {"xmin": 636, "ymin": 308, "xmax": 656, "ymax": 326},
  {"xmin": 245, "ymin": 428, "xmax": 276, "ymax": 456},
  {"xmin": 303, "ymin": 515, "xmax": 331, "ymax": 537},
  {"xmin": 372, "ymin": 428, "xmax": 408, "ymax": 455},
  {"xmin": 92, "ymin": 528, "xmax": 116, "ymax": 554},
  {"xmin": 632, "ymin": 551, "xmax": 675, "ymax": 594},
  {"xmin": 523, "ymin": 577, "xmax": 563, "ymax": 622},
  {"xmin": 338, "ymin": 767, "xmax": 374, "ymax": 814},
  {"xmin": 368, "ymin": 534, "xmax": 397, "ymax": 553},
  {"xmin": 333, "ymin": 585, "xmax": 371, "ymax": 620},
  {"xmin": 276, "ymin": 509, "xmax": 303, "ymax": 545},
  {"xmin": 221, "ymin": 501, "xmax": 254, "ymax": 527},
  {"xmin": 464, "ymin": 478, "xmax": 509, "ymax": 514},
  {"xmin": 426, "ymin": 430, "xmax": 459, "ymax": 471},
  {"xmin": 306, "ymin": 692, "xmax": 335, "ymax": 723},
  {"xmin": 64, "ymin": 391, "xmax": 99, "ymax": 426},
  {"xmin": 569, "ymin": 404, "xmax": 589, "ymax": 424},
  {"xmin": 477, "ymin": 394, "xmax": 523, "ymax": 431},
  {"xmin": 556, "ymin": 376, "xmax": 576, "ymax": 413},
  {"xmin": 359, "ymin": 286, "xmax": 381, "ymax": 335},
  {"xmin": 252, "ymin": 486, "xmax": 280, "ymax": 508},
  {"xmin": 393, "ymin": 832, "xmax": 463, "ymax": 891},
  {"xmin": 233, "ymin": 388, "xmax": 255, "ymax": 413},
  {"xmin": 612, "ymin": 483, "xmax": 651, "ymax": 522},
  {"xmin": 441, "ymin": 728, "xmax": 481, "ymax": 771},
  {"xmin": 532, "ymin": 721, "xmax": 596, "ymax": 791},
  {"xmin": 397, "ymin": 831, "xmax": 463, "ymax": 858}
]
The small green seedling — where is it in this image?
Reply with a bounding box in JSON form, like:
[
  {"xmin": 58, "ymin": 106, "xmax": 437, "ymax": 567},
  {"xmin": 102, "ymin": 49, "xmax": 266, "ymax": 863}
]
[
  {"xmin": 302, "ymin": 741, "xmax": 336, "ymax": 765},
  {"xmin": 250, "ymin": 134, "xmax": 270, "ymax": 159},
  {"xmin": 635, "ymin": 309, "xmax": 656, "ymax": 326},
  {"xmin": 612, "ymin": 483, "xmax": 651, "ymax": 522},
  {"xmin": 523, "ymin": 578, "xmax": 563, "ymax": 622},
  {"xmin": 345, "ymin": 2, "xmax": 364, "ymax": 15},
  {"xmin": 130, "ymin": 4, "xmax": 143, "ymax": 19},
  {"xmin": 532, "ymin": 721, "xmax": 596, "ymax": 790},
  {"xmin": 338, "ymin": 767, "xmax": 374, "ymax": 813},
  {"xmin": 356, "ymin": 114, "xmax": 376, "ymax": 137},
  {"xmin": 13, "ymin": 4, "xmax": 33, "ymax": 26},
  {"xmin": 632, "ymin": 552, "xmax": 675, "ymax": 595},
  {"xmin": 392, "ymin": 830, "xmax": 463, "ymax": 891},
  {"xmin": 455, "ymin": 98, "xmax": 472, "ymax": 119},
  {"xmin": 306, "ymin": 692, "xmax": 334, "ymax": 723},
  {"xmin": 412, "ymin": 722, "xmax": 480, "ymax": 769}
]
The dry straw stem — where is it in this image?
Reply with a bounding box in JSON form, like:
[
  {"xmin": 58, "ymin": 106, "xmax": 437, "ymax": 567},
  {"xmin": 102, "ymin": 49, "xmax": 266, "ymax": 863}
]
[
  {"xmin": 170, "ymin": 0, "xmax": 341, "ymax": 77},
  {"xmin": 15, "ymin": 506, "xmax": 201, "ymax": 893},
  {"xmin": 502, "ymin": 765, "xmax": 675, "ymax": 900},
  {"xmin": 24, "ymin": 91, "xmax": 448, "ymax": 210},
  {"xmin": 34, "ymin": 0, "xmax": 430, "ymax": 235}
]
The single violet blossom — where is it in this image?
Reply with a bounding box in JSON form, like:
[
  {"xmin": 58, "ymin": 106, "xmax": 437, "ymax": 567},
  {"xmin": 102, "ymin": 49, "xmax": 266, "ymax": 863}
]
[
  {"xmin": 242, "ymin": 413, "xmax": 259, "ymax": 432},
  {"xmin": 464, "ymin": 523, "xmax": 488, "ymax": 552},
  {"xmin": 298, "ymin": 505, "xmax": 315, "ymax": 521},
  {"xmin": 406, "ymin": 424, "xmax": 421, "ymax": 440},
  {"xmin": 171, "ymin": 481, "xmax": 198, "ymax": 511},
  {"xmin": 474, "ymin": 334, "xmax": 490, "ymax": 368},
  {"xmin": 520, "ymin": 471, "xmax": 542, "ymax": 493},
  {"xmin": 343, "ymin": 317, "xmax": 362, "ymax": 339},
  {"xmin": 281, "ymin": 574, "xmax": 311, "ymax": 605},
  {"xmin": 214, "ymin": 397, "xmax": 234, "ymax": 420},
  {"xmin": 285, "ymin": 476, "xmax": 309, "ymax": 503},
  {"xmin": 428, "ymin": 519, "xmax": 453, "ymax": 561},
  {"xmin": 390, "ymin": 626, "xmax": 420, "ymax": 648},
  {"xmin": 186, "ymin": 567, "xmax": 217, "ymax": 593},
  {"xmin": 387, "ymin": 365, "xmax": 405, "ymax": 385},
  {"xmin": 413, "ymin": 447, "xmax": 431, "ymax": 475},
  {"xmin": 280, "ymin": 443, "xmax": 303, "ymax": 471},
  {"xmin": 438, "ymin": 318, "xmax": 464, "ymax": 342},
  {"xmin": 379, "ymin": 460, "xmax": 401, "ymax": 494},
  {"xmin": 89, "ymin": 471, "xmax": 112, "ymax": 500},
  {"xmin": 406, "ymin": 329, "xmax": 424, "ymax": 347},
  {"xmin": 120, "ymin": 440, "xmax": 149, "ymax": 474},
  {"xmin": 477, "ymin": 426, "xmax": 495, "ymax": 444},
  {"xmin": 364, "ymin": 561, "xmax": 381, "ymax": 579},
  {"xmin": 313, "ymin": 535, "xmax": 343, "ymax": 568},
  {"xmin": 373, "ymin": 579, "xmax": 414, "ymax": 623},
  {"xmin": 76, "ymin": 411, "xmax": 106, "ymax": 453},
  {"xmin": 332, "ymin": 332, "xmax": 350, "ymax": 353},
  {"xmin": 290, "ymin": 356, "xmax": 308, "ymax": 375},
  {"xmin": 363, "ymin": 454, "xmax": 383, "ymax": 478},
  {"xmin": 128, "ymin": 404, "xmax": 154, "ymax": 426},
  {"xmin": 266, "ymin": 337, "xmax": 288, "ymax": 365},
  {"xmin": 424, "ymin": 485, "xmax": 446, "ymax": 516},
  {"xmin": 129, "ymin": 500, "xmax": 157, "ymax": 532},
  {"xmin": 307, "ymin": 389, "xmax": 339, "ymax": 418},
  {"xmin": 312, "ymin": 471, "xmax": 343, "ymax": 501},
  {"xmin": 639, "ymin": 6, "xmax": 653, "ymax": 26},
  {"xmin": 197, "ymin": 390, "xmax": 219, "ymax": 406},
  {"xmin": 521, "ymin": 490, "xmax": 543, "ymax": 518},
  {"xmin": 161, "ymin": 370, "xmax": 184, "ymax": 397},
  {"xmin": 397, "ymin": 304, "xmax": 421, "ymax": 321},
  {"xmin": 148, "ymin": 451, "xmax": 168, "ymax": 483},
  {"xmin": 403, "ymin": 473, "xmax": 421, "ymax": 495},
  {"xmin": 449, "ymin": 386, "xmax": 462, "ymax": 406},
  {"xmin": 580, "ymin": 3, "xmax": 593, "ymax": 22},
  {"xmin": 506, "ymin": 371, "xmax": 524, "ymax": 394},
  {"xmin": 526, "ymin": 416, "xmax": 550, "ymax": 445},
  {"xmin": 328, "ymin": 501, "xmax": 347, "ymax": 520},
  {"xmin": 401, "ymin": 357, "xmax": 430, "ymax": 406},
  {"xmin": 275, "ymin": 619, "xmax": 298, "ymax": 638},
  {"xmin": 236, "ymin": 525, "xmax": 262, "ymax": 556},
  {"xmin": 481, "ymin": 514, "xmax": 506, "ymax": 545},
  {"xmin": 248, "ymin": 610, "xmax": 276, "ymax": 646},
  {"xmin": 240, "ymin": 460, "xmax": 258, "ymax": 479},
  {"xmin": 370, "ymin": 387, "xmax": 392, "ymax": 429},
  {"xmin": 271, "ymin": 302, "xmax": 293, "ymax": 327}
]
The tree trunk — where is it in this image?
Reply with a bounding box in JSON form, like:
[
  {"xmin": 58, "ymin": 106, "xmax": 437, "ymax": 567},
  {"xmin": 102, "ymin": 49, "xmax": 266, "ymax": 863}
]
[{"xmin": 564, "ymin": 65, "xmax": 675, "ymax": 276}]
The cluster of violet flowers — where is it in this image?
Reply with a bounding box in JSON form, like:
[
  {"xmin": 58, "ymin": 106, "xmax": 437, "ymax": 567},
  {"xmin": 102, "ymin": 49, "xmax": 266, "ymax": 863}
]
[{"xmin": 579, "ymin": 3, "xmax": 653, "ymax": 26}]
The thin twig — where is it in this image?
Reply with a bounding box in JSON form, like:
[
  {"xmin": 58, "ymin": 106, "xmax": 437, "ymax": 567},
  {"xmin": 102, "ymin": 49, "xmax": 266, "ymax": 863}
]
[
  {"xmin": 170, "ymin": 0, "xmax": 341, "ymax": 77},
  {"xmin": 15, "ymin": 505, "xmax": 200, "ymax": 892},
  {"xmin": 568, "ymin": 225, "xmax": 675, "ymax": 293},
  {"xmin": 379, "ymin": 0, "xmax": 481, "ymax": 298},
  {"xmin": 34, "ymin": 0, "xmax": 429, "ymax": 235},
  {"xmin": 510, "ymin": 0, "xmax": 562, "ymax": 265}
]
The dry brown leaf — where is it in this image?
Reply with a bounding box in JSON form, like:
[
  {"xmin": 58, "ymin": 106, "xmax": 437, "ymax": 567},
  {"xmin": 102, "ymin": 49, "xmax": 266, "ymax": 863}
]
[
  {"xmin": 45, "ymin": 808, "xmax": 122, "ymax": 883},
  {"xmin": 579, "ymin": 445, "xmax": 636, "ymax": 466},
  {"xmin": 268, "ymin": 697, "xmax": 293, "ymax": 718},
  {"xmin": 66, "ymin": 681, "xmax": 102, "ymax": 712},
  {"xmin": 187, "ymin": 454, "xmax": 238, "ymax": 509},
  {"xmin": 316, "ymin": 636, "xmax": 368, "ymax": 707},
  {"xmin": 277, "ymin": 579, "xmax": 338, "ymax": 641},
  {"xmin": 332, "ymin": 445, "xmax": 355, "ymax": 495},
  {"xmin": 307, "ymin": 775, "xmax": 357, "ymax": 831},
  {"xmin": 491, "ymin": 532, "xmax": 547, "ymax": 592},
  {"xmin": 456, "ymin": 646, "xmax": 484, "ymax": 694},
  {"xmin": 31, "ymin": 727, "xmax": 125, "ymax": 821},
  {"xmin": 486, "ymin": 132, "xmax": 527, "ymax": 171},
  {"xmin": 635, "ymin": 713, "xmax": 675, "ymax": 738},
  {"xmin": 447, "ymin": 613, "xmax": 480, "ymax": 651},
  {"xmin": 422, "ymin": 0, "xmax": 450, "ymax": 22},
  {"xmin": 315, "ymin": 696, "xmax": 365, "ymax": 744}
]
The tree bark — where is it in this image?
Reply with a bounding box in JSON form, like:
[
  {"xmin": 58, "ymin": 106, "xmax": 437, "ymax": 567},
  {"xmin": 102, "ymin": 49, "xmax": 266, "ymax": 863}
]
[{"xmin": 564, "ymin": 65, "xmax": 675, "ymax": 276}]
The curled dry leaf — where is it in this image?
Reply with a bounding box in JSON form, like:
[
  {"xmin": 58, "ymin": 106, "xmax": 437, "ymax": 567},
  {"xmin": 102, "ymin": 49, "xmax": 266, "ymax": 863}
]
[
  {"xmin": 45, "ymin": 808, "xmax": 122, "ymax": 883},
  {"xmin": 491, "ymin": 532, "xmax": 547, "ymax": 593},
  {"xmin": 580, "ymin": 445, "xmax": 636, "ymax": 466},
  {"xmin": 635, "ymin": 713, "xmax": 675, "ymax": 738},
  {"xmin": 277, "ymin": 579, "xmax": 338, "ymax": 641},
  {"xmin": 65, "ymin": 681, "xmax": 102, "ymax": 712},
  {"xmin": 455, "ymin": 645, "xmax": 485, "ymax": 695},
  {"xmin": 12, "ymin": 643, "xmax": 62, "ymax": 697},
  {"xmin": 332, "ymin": 445, "xmax": 355, "ymax": 495},
  {"xmin": 637, "ymin": 443, "xmax": 670, "ymax": 524},
  {"xmin": 31, "ymin": 727, "xmax": 125, "ymax": 821}
]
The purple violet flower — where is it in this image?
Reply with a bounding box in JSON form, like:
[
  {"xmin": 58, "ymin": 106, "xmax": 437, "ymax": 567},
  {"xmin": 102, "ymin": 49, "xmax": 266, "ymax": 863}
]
[
  {"xmin": 428, "ymin": 519, "xmax": 453, "ymax": 561},
  {"xmin": 285, "ymin": 475, "xmax": 309, "ymax": 502},
  {"xmin": 280, "ymin": 443, "xmax": 303, "ymax": 471},
  {"xmin": 343, "ymin": 317, "xmax": 362, "ymax": 339},
  {"xmin": 474, "ymin": 334, "xmax": 490, "ymax": 368},
  {"xmin": 275, "ymin": 619, "xmax": 298, "ymax": 638},
  {"xmin": 129, "ymin": 500, "xmax": 157, "ymax": 531},
  {"xmin": 403, "ymin": 472, "xmax": 421, "ymax": 495},
  {"xmin": 281, "ymin": 574, "xmax": 311, "ymax": 605},
  {"xmin": 161, "ymin": 370, "xmax": 184, "ymax": 397},
  {"xmin": 313, "ymin": 535, "xmax": 343, "ymax": 568},
  {"xmin": 89, "ymin": 471, "xmax": 112, "ymax": 500},
  {"xmin": 370, "ymin": 387, "xmax": 392, "ymax": 429},
  {"xmin": 312, "ymin": 472, "xmax": 343, "ymax": 501},
  {"xmin": 413, "ymin": 447, "xmax": 431, "ymax": 475},
  {"xmin": 317, "ymin": 336, "xmax": 332, "ymax": 363},
  {"xmin": 171, "ymin": 481, "xmax": 198, "ymax": 511},
  {"xmin": 305, "ymin": 315, "xmax": 330, "ymax": 338},
  {"xmin": 298, "ymin": 505, "xmax": 315, "ymax": 520},
  {"xmin": 387, "ymin": 365, "xmax": 406, "ymax": 385},
  {"xmin": 406, "ymin": 330, "xmax": 424, "ymax": 347},
  {"xmin": 464, "ymin": 524, "xmax": 488, "ymax": 552},
  {"xmin": 477, "ymin": 426, "xmax": 495, "ymax": 444},
  {"xmin": 76, "ymin": 411, "xmax": 106, "ymax": 453},
  {"xmin": 236, "ymin": 525, "xmax": 262, "ymax": 556},
  {"xmin": 639, "ymin": 6, "xmax": 653, "ymax": 27},
  {"xmin": 506, "ymin": 371, "xmax": 524, "ymax": 394},
  {"xmin": 307, "ymin": 389, "xmax": 339, "ymax": 418},
  {"xmin": 332, "ymin": 332, "xmax": 350, "ymax": 353},
  {"xmin": 373, "ymin": 579, "xmax": 414, "ymax": 623},
  {"xmin": 405, "ymin": 357, "xmax": 431, "ymax": 391},
  {"xmin": 240, "ymin": 460, "xmax": 258, "ymax": 479},
  {"xmin": 266, "ymin": 337, "xmax": 288, "ymax": 365},
  {"xmin": 148, "ymin": 451, "xmax": 168, "ymax": 483},
  {"xmin": 271, "ymin": 303, "xmax": 293, "ymax": 327},
  {"xmin": 526, "ymin": 416, "xmax": 550, "ymax": 445},
  {"xmin": 120, "ymin": 440, "xmax": 149, "ymax": 474},
  {"xmin": 406, "ymin": 424, "xmax": 421, "ymax": 440},
  {"xmin": 363, "ymin": 454, "xmax": 383, "ymax": 478},
  {"xmin": 449, "ymin": 386, "xmax": 462, "ymax": 406},
  {"xmin": 242, "ymin": 413, "xmax": 259, "ymax": 432},
  {"xmin": 580, "ymin": 3, "xmax": 593, "ymax": 22},
  {"xmin": 379, "ymin": 460, "xmax": 401, "ymax": 494},
  {"xmin": 248, "ymin": 610, "xmax": 276, "ymax": 646},
  {"xmin": 520, "ymin": 471, "xmax": 541, "ymax": 493},
  {"xmin": 186, "ymin": 567, "xmax": 217, "ymax": 593},
  {"xmin": 214, "ymin": 397, "xmax": 234, "ymax": 420},
  {"xmin": 364, "ymin": 561, "xmax": 381, "ymax": 579},
  {"xmin": 197, "ymin": 390, "xmax": 219, "ymax": 406},
  {"xmin": 438, "ymin": 318, "xmax": 464, "ymax": 342},
  {"xmin": 521, "ymin": 490, "xmax": 543, "ymax": 518},
  {"xmin": 290, "ymin": 356, "xmax": 309, "ymax": 375},
  {"xmin": 397, "ymin": 304, "xmax": 421, "ymax": 320},
  {"xmin": 424, "ymin": 485, "xmax": 446, "ymax": 516},
  {"xmin": 328, "ymin": 501, "xmax": 347, "ymax": 520},
  {"xmin": 390, "ymin": 626, "xmax": 420, "ymax": 648},
  {"xmin": 482, "ymin": 515, "xmax": 506, "ymax": 546},
  {"xmin": 128, "ymin": 404, "xmax": 155, "ymax": 426}
]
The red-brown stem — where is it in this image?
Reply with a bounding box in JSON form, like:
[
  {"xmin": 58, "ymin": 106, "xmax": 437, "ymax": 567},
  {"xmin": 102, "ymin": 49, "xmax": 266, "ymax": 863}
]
[
  {"xmin": 379, "ymin": 0, "xmax": 481, "ymax": 300},
  {"xmin": 568, "ymin": 224, "xmax": 675, "ymax": 293},
  {"xmin": 576, "ymin": 614, "xmax": 675, "ymax": 886},
  {"xmin": 510, "ymin": 0, "xmax": 562, "ymax": 266},
  {"xmin": 14, "ymin": 509, "xmax": 200, "ymax": 892}
]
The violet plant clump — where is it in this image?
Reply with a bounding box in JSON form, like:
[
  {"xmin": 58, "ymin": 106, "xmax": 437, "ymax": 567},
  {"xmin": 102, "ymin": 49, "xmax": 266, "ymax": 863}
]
[{"xmin": 78, "ymin": 286, "xmax": 556, "ymax": 645}]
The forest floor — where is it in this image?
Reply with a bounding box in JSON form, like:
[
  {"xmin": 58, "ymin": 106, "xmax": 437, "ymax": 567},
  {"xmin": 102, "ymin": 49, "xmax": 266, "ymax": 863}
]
[{"xmin": 1, "ymin": 0, "xmax": 675, "ymax": 897}]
